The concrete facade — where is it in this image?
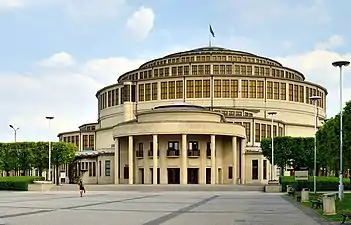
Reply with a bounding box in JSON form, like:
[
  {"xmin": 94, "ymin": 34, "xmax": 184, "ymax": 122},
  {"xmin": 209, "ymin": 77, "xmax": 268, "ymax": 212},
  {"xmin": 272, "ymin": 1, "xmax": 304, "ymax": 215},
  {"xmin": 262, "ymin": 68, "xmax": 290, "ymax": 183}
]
[{"xmin": 57, "ymin": 46, "xmax": 327, "ymax": 185}]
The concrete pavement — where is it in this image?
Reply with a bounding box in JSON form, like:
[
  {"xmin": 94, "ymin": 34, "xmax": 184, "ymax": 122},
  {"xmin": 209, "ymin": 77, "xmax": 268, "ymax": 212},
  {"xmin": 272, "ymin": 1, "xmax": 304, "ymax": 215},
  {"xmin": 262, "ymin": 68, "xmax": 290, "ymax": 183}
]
[{"xmin": 0, "ymin": 191, "xmax": 336, "ymax": 225}]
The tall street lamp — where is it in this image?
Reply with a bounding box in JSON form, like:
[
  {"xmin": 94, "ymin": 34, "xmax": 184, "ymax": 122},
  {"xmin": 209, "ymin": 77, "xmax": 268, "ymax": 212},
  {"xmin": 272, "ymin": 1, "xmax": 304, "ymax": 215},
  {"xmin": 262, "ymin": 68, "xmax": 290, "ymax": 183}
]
[
  {"xmin": 310, "ymin": 95, "xmax": 321, "ymax": 194},
  {"xmin": 46, "ymin": 116, "xmax": 54, "ymax": 182},
  {"xmin": 332, "ymin": 60, "xmax": 350, "ymax": 200},
  {"xmin": 9, "ymin": 125, "xmax": 19, "ymax": 142},
  {"xmin": 268, "ymin": 111, "xmax": 277, "ymax": 181}
]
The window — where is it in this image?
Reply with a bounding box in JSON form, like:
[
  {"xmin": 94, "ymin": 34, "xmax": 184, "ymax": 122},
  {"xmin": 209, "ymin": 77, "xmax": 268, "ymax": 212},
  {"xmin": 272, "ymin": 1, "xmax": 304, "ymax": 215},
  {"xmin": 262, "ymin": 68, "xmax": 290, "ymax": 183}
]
[
  {"xmin": 115, "ymin": 88, "xmax": 119, "ymax": 105},
  {"xmin": 273, "ymin": 125, "xmax": 277, "ymax": 137},
  {"xmin": 280, "ymin": 83, "xmax": 286, "ymax": 100},
  {"xmin": 192, "ymin": 65, "xmax": 198, "ymax": 75},
  {"xmin": 235, "ymin": 65, "xmax": 240, "ymax": 74},
  {"xmin": 252, "ymin": 160, "xmax": 258, "ymax": 180},
  {"xmin": 214, "ymin": 79, "xmax": 221, "ymax": 98},
  {"xmin": 278, "ymin": 127, "xmax": 283, "ymax": 136},
  {"xmin": 241, "ymin": 80, "xmax": 248, "ymax": 98},
  {"xmin": 89, "ymin": 162, "xmax": 92, "ymax": 176},
  {"xmin": 267, "ymin": 125, "xmax": 271, "ymax": 138},
  {"xmin": 99, "ymin": 161, "xmax": 102, "ymax": 176},
  {"xmin": 92, "ymin": 162, "xmax": 96, "ymax": 177},
  {"xmin": 83, "ymin": 135, "xmax": 88, "ymax": 149},
  {"xmin": 145, "ymin": 83, "xmax": 151, "ymax": 101},
  {"xmin": 266, "ymin": 81, "xmax": 273, "ymax": 99},
  {"xmin": 123, "ymin": 85, "xmax": 130, "ymax": 102},
  {"xmin": 188, "ymin": 141, "xmax": 199, "ymax": 150},
  {"xmin": 243, "ymin": 122, "xmax": 251, "ymax": 143},
  {"xmin": 168, "ymin": 141, "xmax": 179, "ymax": 150},
  {"xmin": 231, "ymin": 80, "xmax": 238, "ymax": 98},
  {"xmin": 171, "ymin": 67, "xmax": 177, "ymax": 76},
  {"xmin": 108, "ymin": 91, "xmax": 112, "ymax": 107},
  {"xmin": 169, "ymin": 81, "xmax": 175, "ymax": 99},
  {"xmin": 294, "ymin": 85, "xmax": 298, "ymax": 102},
  {"xmin": 257, "ymin": 81, "xmax": 264, "ymax": 99},
  {"xmin": 195, "ymin": 80, "xmax": 202, "ymax": 98},
  {"xmin": 178, "ymin": 66, "xmax": 183, "ymax": 76},
  {"xmin": 305, "ymin": 87, "xmax": 310, "ymax": 104},
  {"xmin": 247, "ymin": 66, "xmax": 252, "ymax": 75},
  {"xmin": 289, "ymin": 84, "xmax": 293, "ymax": 101},
  {"xmin": 222, "ymin": 80, "xmax": 229, "ymax": 98},
  {"xmin": 89, "ymin": 135, "xmax": 94, "ymax": 149},
  {"xmin": 205, "ymin": 65, "xmax": 210, "ymax": 74},
  {"xmin": 255, "ymin": 123, "xmax": 260, "ymax": 142},
  {"xmin": 161, "ymin": 82, "xmax": 167, "ymax": 99},
  {"xmin": 198, "ymin": 65, "xmax": 204, "ymax": 75},
  {"xmin": 111, "ymin": 89, "xmax": 115, "ymax": 106},
  {"xmin": 176, "ymin": 80, "xmax": 183, "ymax": 99},
  {"xmin": 75, "ymin": 135, "xmax": 79, "ymax": 147},
  {"xmin": 105, "ymin": 160, "xmax": 111, "ymax": 176},
  {"xmin": 263, "ymin": 160, "xmax": 267, "ymax": 180},
  {"xmin": 124, "ymin": 166, "xmax": 129, "ymax": 179},
  {"xmin": 226, "ymin": 65, "xmax": 232, "ymax": 74},
  {"xmin": 249, "ymin": 80, "xmax": 256, "ymax": 98},
  {"xmin": 273, "ymin": 82, "xmax": 279, "ymax": 100},
  {"xmin": 152, "ymin": 83, "xmax": 158, "ymax": 100},
  {"xmin": 213, "ymin": 65, "xmax": 219, "ymax": 74},
  {"xmin": 139, "ymin": 84, "xmax": 144, "ymax": 101},
  {"xmin": 241, "ymin": 65, "xmax": 246, "ymax": 75},
  {"xmin": 203, "ymin": 80, "xmax": 210, "ymax": 98},
  {"xmin": 261, "ymin": 124, "xmax": 266, "ymax": 140},
  {"xmin": 186, "ymin": 80, "xmax": 194, "ymax": 98},
  {"xmin": 228, "ymin": 166, "xmax": 233, "ymax": 179},
  {"xmin": 299, "ymin": 85, "xmax": 304, "ymax": 103}
]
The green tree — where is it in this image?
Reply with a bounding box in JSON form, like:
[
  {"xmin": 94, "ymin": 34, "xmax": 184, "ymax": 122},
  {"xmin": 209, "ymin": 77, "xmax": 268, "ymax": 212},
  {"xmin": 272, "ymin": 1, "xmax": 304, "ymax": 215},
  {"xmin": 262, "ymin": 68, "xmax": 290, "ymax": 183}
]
[
  {"xmin": 32, "ymin": 142, "xmax": 49, "ymax": 176},
  {"xmin": 341, "ymin": 101, "xmax": 351, "ymax": 185},
  {"xmin": 51, "ymin": 142, "xmax": 77, "ymax": 184}
]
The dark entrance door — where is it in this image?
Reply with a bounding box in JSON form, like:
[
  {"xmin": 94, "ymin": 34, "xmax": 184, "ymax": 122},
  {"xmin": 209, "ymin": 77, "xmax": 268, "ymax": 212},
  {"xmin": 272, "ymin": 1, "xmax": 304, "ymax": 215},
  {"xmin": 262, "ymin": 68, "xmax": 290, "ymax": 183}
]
[
  {"xmin": 139, "ymin": 168, "xmax": 144, "ymax": 184},
  {"xmin": 187, "ymin": 168, "xmax": 199, "ymax": 184},
  {"xmin": 150, "ymin": 168, "xmax": 160, "ymax": 184},
  {"xmin": 206, "ymin": 168, "xmax": 211, "ymax": 184},
  {"xmin": 167, "ymin": 168, "xmax": 180, "ymax": 184},
  {"xmin": 252, "ymin": 160, "xmax": 258, "ymax": 180}
]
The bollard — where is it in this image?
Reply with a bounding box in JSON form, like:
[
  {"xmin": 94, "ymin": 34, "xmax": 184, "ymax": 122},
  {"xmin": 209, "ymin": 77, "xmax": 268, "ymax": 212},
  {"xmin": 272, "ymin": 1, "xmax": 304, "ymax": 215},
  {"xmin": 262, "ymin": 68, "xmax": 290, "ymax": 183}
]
[
  {"xmin": 301, "ymin": 188, "xmax": 309, "ymax": 202},
  {"xmin": 322, "ymin": 193, "xmax": 336, "ymax": 215}
]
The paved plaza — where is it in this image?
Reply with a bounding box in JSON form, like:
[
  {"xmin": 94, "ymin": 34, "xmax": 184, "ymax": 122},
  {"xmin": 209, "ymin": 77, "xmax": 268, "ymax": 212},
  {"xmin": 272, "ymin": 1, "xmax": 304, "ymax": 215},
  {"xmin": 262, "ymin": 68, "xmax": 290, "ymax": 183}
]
[{"xmin": 0, "ymin": 191, "xmax": 335, "ymax": 225}]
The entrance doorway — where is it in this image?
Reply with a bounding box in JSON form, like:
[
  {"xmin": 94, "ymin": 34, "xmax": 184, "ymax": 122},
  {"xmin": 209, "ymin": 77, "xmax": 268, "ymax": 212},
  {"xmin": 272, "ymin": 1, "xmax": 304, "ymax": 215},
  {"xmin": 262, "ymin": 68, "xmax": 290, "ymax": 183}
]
[
  {"xmin": 252, "ymin": 160, "xmax": 258, "ymax": 180},
  {"xmin": 150, "ymin": 168, "xmax": 160, "ymax": 184},
  {"xmin": 167, "ymin": 168, "xmax": 180, "ymax": 184},
  {"xmin": 187, "ymin": 168, "xmax": 199, "ymax": 184},
  {"xmin": 139, "ymin": 168, "xmax": 144, "ymax": 184},
  {"xmin": 206, "ymin": 168, "xmax": 211, "ymax": 184}
]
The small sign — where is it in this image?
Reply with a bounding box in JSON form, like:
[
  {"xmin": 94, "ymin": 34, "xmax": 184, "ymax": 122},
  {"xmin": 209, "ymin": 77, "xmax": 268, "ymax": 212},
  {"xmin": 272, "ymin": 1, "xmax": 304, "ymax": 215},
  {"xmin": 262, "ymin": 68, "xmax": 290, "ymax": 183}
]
[
  {"xmin": 295, "ymin": 170, "xmax": 308, "ymax": 180},
  {"xmin": 60, "ymin": 172, "xmax": 66, "ymax": 178}
]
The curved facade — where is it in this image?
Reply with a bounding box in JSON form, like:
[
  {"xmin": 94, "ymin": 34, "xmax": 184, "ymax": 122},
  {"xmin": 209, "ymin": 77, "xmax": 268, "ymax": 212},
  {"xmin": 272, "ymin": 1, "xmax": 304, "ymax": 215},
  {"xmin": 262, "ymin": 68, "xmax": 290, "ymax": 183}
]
[{"xmin": 58, "ymin": 46, "xmax": 327, "ymax": 185}]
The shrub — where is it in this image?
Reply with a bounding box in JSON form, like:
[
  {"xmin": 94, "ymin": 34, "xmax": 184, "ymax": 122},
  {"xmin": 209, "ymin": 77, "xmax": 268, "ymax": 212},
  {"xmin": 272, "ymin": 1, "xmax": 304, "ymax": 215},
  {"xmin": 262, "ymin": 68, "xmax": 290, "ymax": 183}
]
[
  {"xmin": 0, "ymin": 176, "xmax": 45, "ymax": 191},
  {"xmin": 280, "ymin": 176, "xmax": 351, "ymax": 192}
]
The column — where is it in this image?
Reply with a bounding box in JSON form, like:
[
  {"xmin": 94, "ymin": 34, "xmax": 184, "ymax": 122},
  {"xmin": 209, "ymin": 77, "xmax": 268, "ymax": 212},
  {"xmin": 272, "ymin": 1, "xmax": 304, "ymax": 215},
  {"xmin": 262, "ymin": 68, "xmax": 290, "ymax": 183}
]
[
  {"xmin": 241, "ymin": 138, "xmax": 246, "ymax": 184},
  {"xmin": 144, "ymin": 141, "xmax": 150, "ymax": 184},
  {"xmin": 128, "ymin": 136, "xmax": 134, "ymax": 184},
  {"xmin": 114, "ymin": 138, "xmax": 119, "ymax": 184},
  {"xmin": 153, "ymin": 134, "xmax": 158, "ymax": 184},
  {"xmin": 79, "ymin": 134, "xmax": 83, "ymax": 151},
  {"xmin": 181, "ymin": 134, "xmax": 187, "ymax": 184},
  {"xmin": 211, "ymin": 135, "xmax": 216, "ymax": 184},
  {"xmin": 232, "ymin": 136, "xmax": 237, "ymax": 184}
]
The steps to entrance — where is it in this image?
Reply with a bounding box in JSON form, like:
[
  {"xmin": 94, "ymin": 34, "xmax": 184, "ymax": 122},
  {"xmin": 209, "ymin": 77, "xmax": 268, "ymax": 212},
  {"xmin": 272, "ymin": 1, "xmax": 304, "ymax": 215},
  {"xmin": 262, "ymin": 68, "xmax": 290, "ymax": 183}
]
[{"xmin": 47, "ymin": 184, "xmax": 265, "ymax": 192}]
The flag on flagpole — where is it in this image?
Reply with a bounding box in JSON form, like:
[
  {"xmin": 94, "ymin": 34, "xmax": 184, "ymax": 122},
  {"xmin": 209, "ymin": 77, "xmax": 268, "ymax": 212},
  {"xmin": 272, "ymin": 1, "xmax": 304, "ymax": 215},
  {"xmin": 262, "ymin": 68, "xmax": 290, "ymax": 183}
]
[{"xmin": 209, "ymin": 25, "xmax": 215, "ymax": 38}]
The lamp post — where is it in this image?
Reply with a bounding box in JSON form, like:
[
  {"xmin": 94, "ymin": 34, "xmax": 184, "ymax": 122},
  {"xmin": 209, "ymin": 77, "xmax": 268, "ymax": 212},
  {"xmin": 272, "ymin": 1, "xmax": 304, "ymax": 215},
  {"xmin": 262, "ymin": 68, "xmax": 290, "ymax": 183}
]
[
  {"xmin": 46, "ymin": 116, "xmax": 54, "ymax": 182},
  {"xmin": 332, "ymin": 60, "xmax": 350, "ymax": 200},
  {"xmin": 310, "ymin": 95, "xmax": 321, "ymax": 194},
  {"xmin": 268, "ymin": 111, "xmax": 277, "ymax": 181},
  {"xmin": 9, "ymin": 125, "xmax": 19, "ymax": 142}
]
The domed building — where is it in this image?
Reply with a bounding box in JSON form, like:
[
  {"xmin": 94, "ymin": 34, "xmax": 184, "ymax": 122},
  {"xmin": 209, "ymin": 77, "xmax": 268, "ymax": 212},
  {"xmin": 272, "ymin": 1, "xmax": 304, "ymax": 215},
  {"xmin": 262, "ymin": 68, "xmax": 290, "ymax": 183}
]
[{"xmin": 58, "ymin": 46, "xmax": 327, "ymax": 185}]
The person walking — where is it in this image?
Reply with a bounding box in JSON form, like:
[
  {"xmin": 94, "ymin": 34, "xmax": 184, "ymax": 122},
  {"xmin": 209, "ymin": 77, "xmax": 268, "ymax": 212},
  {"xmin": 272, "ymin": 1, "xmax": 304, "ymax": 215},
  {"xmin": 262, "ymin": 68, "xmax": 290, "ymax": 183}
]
[{"xmin": 78, "ymin": 179, "xmax": 85, "ymax": 197}]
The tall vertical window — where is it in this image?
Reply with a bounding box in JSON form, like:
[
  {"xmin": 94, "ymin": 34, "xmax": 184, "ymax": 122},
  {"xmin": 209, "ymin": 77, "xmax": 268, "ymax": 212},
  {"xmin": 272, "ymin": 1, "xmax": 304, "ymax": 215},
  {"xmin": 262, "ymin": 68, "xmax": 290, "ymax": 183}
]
[
  {"xmin": 105, "ymin": 160, "xmax": 111, "ymax": 176},
  {"xmin": 305, "ymin": 87, "xmax": 310, "ymax": 104},
  {"xmin": 83, "ymin": 135, "xmax": 88, "ymax": 150},
  {"xmin": 263, "ymin": 160, "xmax": 267, "ymax": 180},
  {"xmin": 241, "ymin": 80, "xmax": 248, "ymax": 98},
  {"xmin": 222, "ymin": 80, "xmax": 229, "ymax": 98},
  {"xmin": 115, "ymin": 88, "xmax": 119, "ymax": 105},
  {"xmin": 226, "ymin": 65, "xmax": 232, "ymax": 74},
  {"xmin": 192, "ymin": 65, "xmax": 198, "ymax": 75},
  {"xmin": 289, "ymin": 84, "xmax": 293, "ymax": 101},
  {"xmin": 195, "ymin": 80, "xmax": 202, "ymax": 98},
  {"xmin": 205, "ymin": 65, "xmax": 210, "ymax": 74},
  {"xmin": 169, "ymin": 81, "xmax": 175, "ymax": 99},
  {"xmin": 203, "ymin": 80, "xmax": 210, "ymax": 98},
  {"xmin": 198, "ymin": 65, "xmax": 204, "ymax": 75},
  {"xmin": 89, "ymin": 135, "xmax": 94, "ymax": 149},
  {"xmin": 255, "ymin": 123, "xmax": 260, "ymax": 142},
  {"xmin": 184, "ymin": 66, "xmax": 189, "ymax": 75},
  {"xmin": 273, "ymin": 82, "xmax": 279, "ymax": 100},
  {"xmin": 299, "ymin": 85, "xmax": 304, "ymax": 103},
  {"xmin": 261, "ymin": 124, "xmax": 266, "ymax": 140},
  {"xmin": 171, "ymin": 67, "xmax": 177, "ymax": 76},
  {"xmin": 243, "ymin": 122, "xmax": 251, "ymax": 143},
  {"xmin": 214, "ymin": 79, "xmax": 221, "ymax": 98},
  {"xmin": 152, "ymin": 83, "xmax": 158, "ymax": 100},
  {"xmin": 75, "ymin": 135, "xmax": 79, "ymax": 148},
  {"xmin": 161, "ymin": 82, "xmax": 167, "ymax": 99},
  {"xmin": 231, "ymin": 80, "xmax": 238, "ymax": 98},
  {"xmin": 267, "ymin": 125, "xmax": 271, "ymax": 138},
  {"xmin": 92, "ymin": 162, "xmax": 96, "ymax": 177},
  {"xmin": 213, "ymin": 65, "xmax": 219, "ymax": 74},
  {"xmin": 186, "ymin": 80, "xmax": 194, "ymax": 98},
  {"xmin": 145, "ymin": 83, "xmax": 151, "ymax": 101},
  {"xmin": 176, "ymin": 80, "xmax": 183, "ymax": 99},
  {"xmin": 249, "ymin": 80, "xmax": 256, "ymax": 98},
  {"xmin": 99, "ymin": 161, "xmax": 102, "ymax": 176},
  {"xmin": 139, "ymin": 84, "xmax": 144, "ymax": 102},
  {"xmin": 266, "ymin": 81, "xmax": 273, "ymax": 99},
  {"xmin": 278, "ymin": 127, "xmax": 283, "ymax": 136},
  {"xmin": 294, "ymin": 85, "xmax": 298, "ymax": 102},
  {"xmin": 273, "ymin": 125, "xmax": 277, "ymax": 137},
  {"xmin": 280, "ymin": 83, "xmax": 286, "ymax": 100},
  {"xmin": 220, "ymin": 65, "xmax": 225, "ymax": 74},
  {"xmin": 108, "ymin": 91, "xmax": 112, "ymax": 107},
  {"xmin": 247, "ymin": 66, "xmax": 252, "ymax": 75},
  {"xmin": 252, "ymin": 159, "xmax": 258, "ymax": 180},
  {"xmin": 111, "ymin": 89, "xmax": 115, "ymax": 106},
  {"xmin": 178, "ymin": 66, "xmax": 183, "ymax": 76},
  {"xmin": 89, "ymin": 162, "xmax": 92, "ymax": 176},
  {"xmin": 257, "ymin": 81, "xmax": 264, "ymax": 99}
]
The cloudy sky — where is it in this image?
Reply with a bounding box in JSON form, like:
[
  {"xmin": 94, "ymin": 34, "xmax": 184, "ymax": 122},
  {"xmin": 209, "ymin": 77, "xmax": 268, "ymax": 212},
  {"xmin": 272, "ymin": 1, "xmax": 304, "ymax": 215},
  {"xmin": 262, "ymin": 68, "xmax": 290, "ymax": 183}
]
[{"xmin": 0, "ymin": 0, "xmax": 350, "ymax": 142}]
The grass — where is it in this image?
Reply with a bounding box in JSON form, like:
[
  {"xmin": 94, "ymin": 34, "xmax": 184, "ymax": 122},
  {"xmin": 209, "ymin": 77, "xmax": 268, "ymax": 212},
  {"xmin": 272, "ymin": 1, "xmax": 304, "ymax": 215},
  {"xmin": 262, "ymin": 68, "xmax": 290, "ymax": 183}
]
[
  {"xmin": 0, "ymin": 176, "xmax": 44, "ymax": 184},
  {"xmin": 281, "ymin": 176, "xmax": 350, "ymax": 183}
]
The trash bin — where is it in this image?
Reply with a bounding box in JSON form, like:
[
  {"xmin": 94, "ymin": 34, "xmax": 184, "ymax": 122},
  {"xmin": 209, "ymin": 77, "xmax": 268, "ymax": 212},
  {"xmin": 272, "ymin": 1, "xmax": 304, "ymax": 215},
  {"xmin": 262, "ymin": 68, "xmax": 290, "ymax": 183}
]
[
  {"xmin": 301, "ymin": 188, "xmax": 309, "ymax": 202},
  {"xmin": 287, "ymin": 185, "xmax": 292, "ymax": 193},
  {"xmin": 323, "ymin": 193, "xmax": 336, "ymax": 215}
]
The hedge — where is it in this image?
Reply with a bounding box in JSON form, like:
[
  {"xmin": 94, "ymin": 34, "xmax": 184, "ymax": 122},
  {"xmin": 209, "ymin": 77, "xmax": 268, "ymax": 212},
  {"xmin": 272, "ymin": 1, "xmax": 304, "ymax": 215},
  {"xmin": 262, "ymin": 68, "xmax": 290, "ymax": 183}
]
[
  {"xmin": 0, "ymin": 176, "xmax": 45, "ymax": 191},
  {"xmin": 280, "ymin": 176, "xmax": 351, "ymax": 192}
]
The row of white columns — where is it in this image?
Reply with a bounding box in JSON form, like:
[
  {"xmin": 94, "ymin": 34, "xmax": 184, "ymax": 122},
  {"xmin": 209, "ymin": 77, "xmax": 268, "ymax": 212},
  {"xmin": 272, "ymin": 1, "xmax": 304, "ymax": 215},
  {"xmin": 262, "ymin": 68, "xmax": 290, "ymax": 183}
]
[{"xmin": 114, "ymin": 134, "xmax": 246, "ymax": 185}]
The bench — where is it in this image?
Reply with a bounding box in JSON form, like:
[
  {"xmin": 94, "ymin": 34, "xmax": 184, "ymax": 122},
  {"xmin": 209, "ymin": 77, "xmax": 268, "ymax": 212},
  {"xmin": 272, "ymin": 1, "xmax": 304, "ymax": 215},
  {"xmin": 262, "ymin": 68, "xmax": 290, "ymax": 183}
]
[
  {"xmin": 341, "ymin": 213, "xmax": 351, "ymax": 224},
  {"xmin": 310, "ymin": 195, "xmax": 323, "ymax": 209},
  {"xmin": 296, "ymin": 193, "xmax": 301, "ymax": 202},
  {"xmin": 287, "ymin": 187, "xmax": 296, "ymax": 196}
]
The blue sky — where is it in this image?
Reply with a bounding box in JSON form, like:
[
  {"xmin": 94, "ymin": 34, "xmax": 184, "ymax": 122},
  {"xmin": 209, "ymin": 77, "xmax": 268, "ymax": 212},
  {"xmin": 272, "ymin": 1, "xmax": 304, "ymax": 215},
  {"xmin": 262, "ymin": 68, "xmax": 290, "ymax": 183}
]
[{"xmin": 0, "ymin": 0, "xmax": 351, "ymax": 141}]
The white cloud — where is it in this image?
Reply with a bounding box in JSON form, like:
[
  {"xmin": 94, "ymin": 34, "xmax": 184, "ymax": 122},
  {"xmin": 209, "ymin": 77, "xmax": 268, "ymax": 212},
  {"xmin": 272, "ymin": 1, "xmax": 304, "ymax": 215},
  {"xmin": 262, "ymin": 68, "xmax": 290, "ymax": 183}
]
[
  {"xmin": 126, "ymin": 6, "xmax": 155, "ymax": 41},
  {"xmin": 0, "ymin": 0, "xmax": 23, "ymax": 9},
  {"xmin": 314, "ymin": 35, "xmax": 345, "ymax": 50},
  {"xmin": 38, "ymin": 52, "xmax": 75, "ymax": 67}
]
